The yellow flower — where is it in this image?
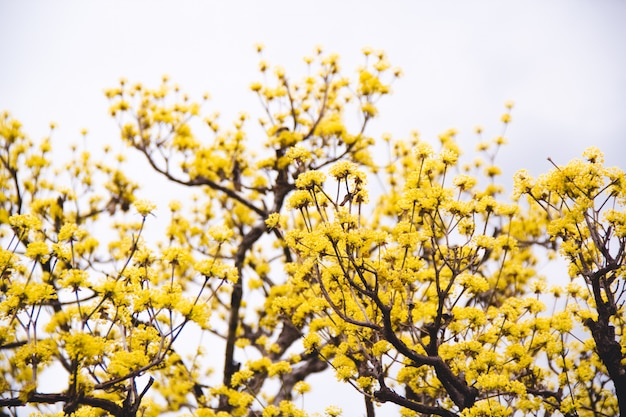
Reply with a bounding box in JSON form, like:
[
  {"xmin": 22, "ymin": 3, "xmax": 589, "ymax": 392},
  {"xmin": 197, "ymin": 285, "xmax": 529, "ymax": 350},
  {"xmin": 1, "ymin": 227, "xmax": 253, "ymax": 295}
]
[
  {"xmin": 274, "ymin": 65, "xmax": 286, "ymax": 79},
  {"xmin": 285, "ymin": 145, "xmax": 312, "ymax": 163},
  {"xmin": 134, "ymin": 199, "xmax": 156, "ymax": 217},
  {"xmin": 265, "ymin": 213, "xmax": 283, "ymax": 230},
  {"xmin": 208, "ymin": 224, "xmax": 234, "ymax": 242},
  {"xmin": 356, "ymin": 376, "xmax": 374, "ymax": 391},
  {"xmin": 325, "ymin": 405, "xmax": 342, "ymax": 417},
  {"xmin": 550, "ymin": 311, "xmax": 573, "ymax": 332},
  {"xmin": 59, "ymin": 269, "xmax": 88, "ymax": 289},
  {"xmin": 231, "ymin": 369, "xmax": 254, "ymax": 387},
  {"xmin": 9, "ymin": 213, "xmax": 42, "ymax": 232},
  {"xmin": 582, "ymin": 146, "xmax": 604, "ymax": 164},
  {"xmin": 373, "ymin": 57, "xmax": 391, "ymax": 72},
  {"xmin": 485, "ymin": 165, "xmax": 501, "ymax": 177},
  {"xmin": 58, "ymin": 223, "xmax": 78, "ymax": 241},
  {"xmin": 412, "ymin": 142, "xmax": 433, "ymax": 159},
  {"xmin": 372, "ymin": 340, "xmax": 391, "ymax": 356},
  {"xmin": 452, "ymin": 174, "xmax": 477, "ymax": 191},
  {"xmin": 25, "ymin": 241, "xmax": 49, "ymax": 261},
  {"xmin": 162, "ymin": 247, "xmax": 192, "ymax": 266},
  {"xmin": 63, "ymin": 333, "xmax": 105, "ymax": 364},
  {"xmin": 294, "ymin": 380, "xmax": 310, "ymax": 395},
  {"xmin": 332, "ymin": 354, "xmax": 356, "ymax": 381},
  {"xmin": 267, "ymin": 361, "xmax": 292, "ymax": 377},
  {"xmin": 169, "ymin": 200, "xmax": 182, "ymax": 212},
  {"xmin": 235, "ymin": 338, "xmax": 250, "ymax": 348},
  {"xmin": 295, "ymin": 170, "xmax": 326, "ymax": 190},
  {"xmin": 329, "ymin": 161, "xmax": 356, "ymax": 180},
  {"xmin": 494, "ymin": 135, "xmax": 507, "ymax": 145},
  {"xmin": 303, "ymin": 332, "xmax": 321, "ymax": 353}
]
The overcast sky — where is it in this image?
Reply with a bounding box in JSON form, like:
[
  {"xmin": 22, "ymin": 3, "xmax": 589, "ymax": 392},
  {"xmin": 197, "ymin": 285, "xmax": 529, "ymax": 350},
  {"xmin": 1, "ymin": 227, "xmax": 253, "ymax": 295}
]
[
  {"xmin": 1, "ymin": 1, "xmax": 625, "ymax": 175},
  {"xmin": 1, "ymin": 1, "xmax": 625, "ymax": 414}
]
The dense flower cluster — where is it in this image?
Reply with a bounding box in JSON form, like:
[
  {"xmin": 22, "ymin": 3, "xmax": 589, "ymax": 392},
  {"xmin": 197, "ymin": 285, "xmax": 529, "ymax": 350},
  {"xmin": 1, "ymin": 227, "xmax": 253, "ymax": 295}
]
[{"xmin": 0, "ymin": 47, "xmax": 624, "ymax": 417}]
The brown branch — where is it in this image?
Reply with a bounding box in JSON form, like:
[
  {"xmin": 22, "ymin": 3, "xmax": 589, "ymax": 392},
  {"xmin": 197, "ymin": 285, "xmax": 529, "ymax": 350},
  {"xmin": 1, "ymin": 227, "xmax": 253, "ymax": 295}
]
[
  {"xmin": 374, "ymin": 292, "xmax": 477, "ymax": 409},
  {"xmin": 134, "ymin": 144, "xmax": 267, "ymax": 218},
  {"xmin": 220, "ymin": 220, "xmax": 268, "ymax": 410},
  {"xmin": 1, "ymin": 393, "xmax": 123, "ymax": 416},
  {"xmin": 584, "ymin": 305, "xmax": 626, "ymax": 416},
  {"xmin": 374, "ymin": 383, "xmax": 458, "ymax": 417},
  {"xmin": 273, "ymin": 354, "xmax": 328, "ymax": 404}
]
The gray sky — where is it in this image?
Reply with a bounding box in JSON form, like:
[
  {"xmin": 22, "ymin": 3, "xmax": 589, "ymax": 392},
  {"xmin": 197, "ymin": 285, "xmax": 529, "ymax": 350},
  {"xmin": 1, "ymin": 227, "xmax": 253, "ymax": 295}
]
[{"xmin": 1, "ymin": 1, "xmax": 625, "ymax": 415}]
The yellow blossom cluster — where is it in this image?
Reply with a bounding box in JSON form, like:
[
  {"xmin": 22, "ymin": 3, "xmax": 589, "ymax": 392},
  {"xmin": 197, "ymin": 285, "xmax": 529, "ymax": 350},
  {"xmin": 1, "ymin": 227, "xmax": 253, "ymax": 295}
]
[
  {"xmin": 276, "ymin": 108, "xmax": 622, "ymax": 416},
  {"xmin": 1, "ymin": 48, "xmax": 624, "ymax": 417}
]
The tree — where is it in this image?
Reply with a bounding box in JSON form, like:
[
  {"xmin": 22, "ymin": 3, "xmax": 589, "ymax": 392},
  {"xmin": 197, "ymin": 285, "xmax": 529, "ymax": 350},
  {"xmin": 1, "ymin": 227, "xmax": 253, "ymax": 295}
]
[{"xmin": 0, "ymin": 46, "xmax": 624, "ymax": 417}]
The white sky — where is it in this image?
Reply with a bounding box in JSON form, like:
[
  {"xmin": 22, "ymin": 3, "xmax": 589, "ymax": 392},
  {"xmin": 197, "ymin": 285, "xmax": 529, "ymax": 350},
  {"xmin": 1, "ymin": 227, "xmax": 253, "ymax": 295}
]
[
  {"xmin": 1, "ymin": 1, "xmax": 625, "ymax": 175},
  {"xmin": 1, "ymin": 1, "xmax": 625, "ymax": 415}
]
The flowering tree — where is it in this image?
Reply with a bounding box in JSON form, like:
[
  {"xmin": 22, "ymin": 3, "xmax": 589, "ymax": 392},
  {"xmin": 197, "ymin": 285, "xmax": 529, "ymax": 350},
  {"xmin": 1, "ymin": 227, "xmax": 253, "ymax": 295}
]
[
  {"xmin": 0, "ymin": 47, "xmax": 624, "ymax": 417},
  {"xmin": 284, "ymin": 132, "xmax": 625, "ymax": 416}
]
